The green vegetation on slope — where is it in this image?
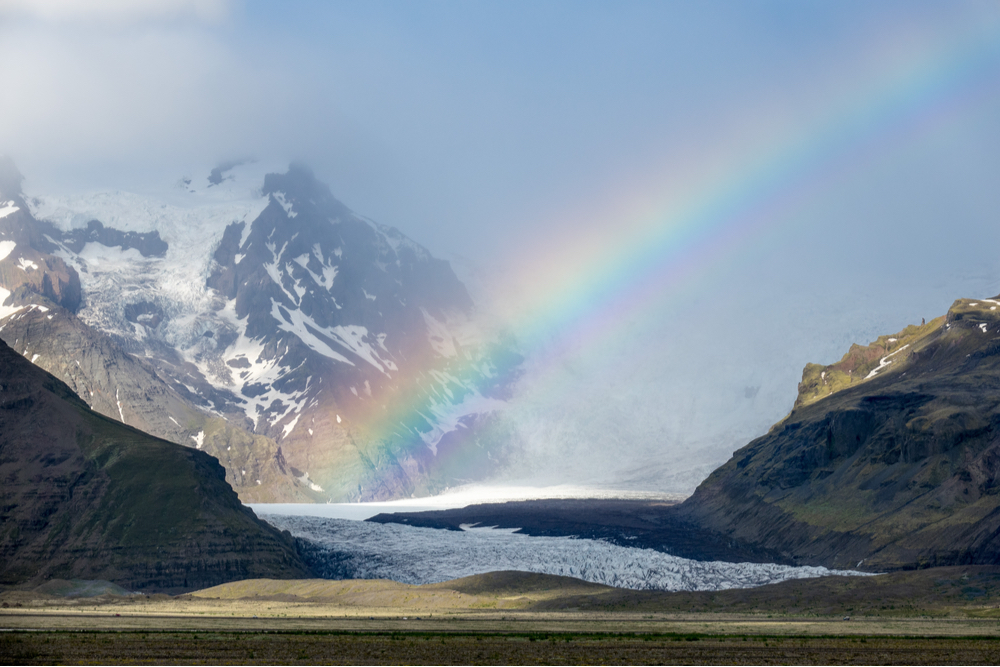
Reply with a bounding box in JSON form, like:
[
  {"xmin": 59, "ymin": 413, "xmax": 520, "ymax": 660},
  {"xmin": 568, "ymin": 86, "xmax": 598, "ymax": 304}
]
[
  {"xmin": 0, "ymin": 338, "xmax": 310, "ymax": 592},
  {"xmin": 679, "ymin": 297, "xmax": 1000, "ymax": 570}
]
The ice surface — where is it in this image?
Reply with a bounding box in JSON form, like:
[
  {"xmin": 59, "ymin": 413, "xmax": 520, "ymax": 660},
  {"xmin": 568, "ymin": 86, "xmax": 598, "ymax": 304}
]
[
  {"xmin": 27, "ymin": 166, "xmax": 271, "ymax": 365},
  {"xmin": 250, "ymin": 486, "xmax": 685, "ymax": 521},
  {"xmin": 260, "ymin": 513, "xmax": 874, "ymax": 592}
]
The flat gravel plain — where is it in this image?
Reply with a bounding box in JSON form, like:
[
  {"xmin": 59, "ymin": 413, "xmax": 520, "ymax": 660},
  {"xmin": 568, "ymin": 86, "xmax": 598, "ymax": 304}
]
[{"xmin": 4, "ymin": 566, "xmax": 1000, "ymax": 665}]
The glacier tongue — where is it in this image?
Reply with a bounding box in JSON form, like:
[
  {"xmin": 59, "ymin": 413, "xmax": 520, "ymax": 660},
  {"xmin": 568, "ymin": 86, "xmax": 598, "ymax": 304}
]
[{"xmin": 261, "ymin": 514, "xmax": 873, "ymax": 592}]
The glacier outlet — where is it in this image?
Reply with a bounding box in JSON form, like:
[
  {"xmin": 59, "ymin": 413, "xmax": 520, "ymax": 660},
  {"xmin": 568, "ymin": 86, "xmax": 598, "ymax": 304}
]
[{"xmin": 259, "ymin": 513, "xmax": 873, "ymax": 591}]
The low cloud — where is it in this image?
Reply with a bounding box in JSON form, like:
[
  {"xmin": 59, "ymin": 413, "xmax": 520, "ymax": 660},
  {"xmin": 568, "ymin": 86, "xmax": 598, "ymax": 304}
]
[{"xmin": 0, "ymin": 0, "xmax": 231, "ymax": 24}]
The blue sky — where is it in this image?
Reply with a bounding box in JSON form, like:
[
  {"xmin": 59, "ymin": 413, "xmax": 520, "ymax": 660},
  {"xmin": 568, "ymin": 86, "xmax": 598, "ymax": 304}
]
[{"xmin": 3, "ymin": 0, "xmax": 997, "ymax": 263}]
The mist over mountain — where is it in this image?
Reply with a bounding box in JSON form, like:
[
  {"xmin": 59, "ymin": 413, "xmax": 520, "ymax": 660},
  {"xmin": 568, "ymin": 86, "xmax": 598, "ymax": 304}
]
[
  {"xmin": 4, "ymin": 2, "xmax": 1000, "ymax": 502},
  {"xmin": 1, "ymin": 158, "xmax": 521, "ymax": 502}
]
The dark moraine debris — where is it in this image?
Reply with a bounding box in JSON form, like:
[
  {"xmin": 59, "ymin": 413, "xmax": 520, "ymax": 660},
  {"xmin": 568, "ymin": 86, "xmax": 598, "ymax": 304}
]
[
  {"xmin": 369, "ymin": 498, "xmax": 791, "ymax": 565},
  {"xmin": 61, "ymin": 219, "xmax": 168, "ymax": 257}
]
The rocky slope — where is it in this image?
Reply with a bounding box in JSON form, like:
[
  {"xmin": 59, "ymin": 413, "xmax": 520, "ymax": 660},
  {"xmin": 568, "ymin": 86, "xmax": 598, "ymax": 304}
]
[
  {"xmin": 675, "ymin": 296, "xmax": 1000, "ymax": 570},
  {"xmin": 0, "ymin": 337, "xmax": 311, "ymax": 593},
  {"xmin": 0, "ymin": 158, "xmax": 308, "ymax": 501},
  {"xmin": 2, "ymin": 157, "xmax": 520, "ymax": 501}
]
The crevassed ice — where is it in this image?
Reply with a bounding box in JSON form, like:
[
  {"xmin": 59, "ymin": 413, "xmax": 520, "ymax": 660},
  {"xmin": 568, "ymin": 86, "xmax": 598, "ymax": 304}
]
[
  {"xmin": 261, "ymin": 514, "xmax": 874, "ymax": 592},
  {"xmin": 27, "ymin": 176, "xmax": 271, "ymax": 355}
]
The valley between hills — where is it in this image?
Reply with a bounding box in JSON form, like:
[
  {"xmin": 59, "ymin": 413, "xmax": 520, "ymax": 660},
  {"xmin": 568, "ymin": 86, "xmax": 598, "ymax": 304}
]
[{"xmin": 6, "ymin": 159, "xmax": 1000, "ymax": 663}]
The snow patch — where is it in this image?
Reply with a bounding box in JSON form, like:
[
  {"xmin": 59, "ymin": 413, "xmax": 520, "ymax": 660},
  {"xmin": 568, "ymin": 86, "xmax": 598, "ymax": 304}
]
[
  {"xmin": 16, "ymin": 257, "xmax": 37, "ymax": 271},
  {"xmin": 296, "ymin": 471, "xmax": 323, "ymax": 492},
  {"xmin": 418, "ymin": 390, "xmax": 506, "ymax": 455},
  {"xmin": 191, "ymin": 430, "xmax": 205, "ymax": 449},
  {"xmin": 0, "ymin": 201, "xmax": 19, "ymax": 220},
  {"xmin": 865, "ymin": 344, "xmax": 910, "ymax": 380},
  {"xmin": 272, "ymin": 191, "xmax": 297, "ymax": 218},
  {"xmin": 115, "ymin": 387, "xmax": 125, "ymax": 423},
  {"xmin": 282, "ymin": 413, "xmax": 301, "ymax": 439},
  {"xmin": 0, "ymin": 287, "xmax": 23, "ymax": 319},
  {"xmin": 269, "ymin": 300, "xmax": 354, "ymax": 365},
  {"xmin": 0, "ymin": 240, "xmax": 16, "ymax": 261}
]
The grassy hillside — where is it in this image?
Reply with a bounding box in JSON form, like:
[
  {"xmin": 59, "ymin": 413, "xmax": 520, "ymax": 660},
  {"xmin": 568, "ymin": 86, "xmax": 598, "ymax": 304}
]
[
  {"xmin": 0, "ymin": 338, "xmax": 311, "ymax": 592},
  {"xmin": 677, "ymin": 297, "xmax": 1000, "ymax": 570}
]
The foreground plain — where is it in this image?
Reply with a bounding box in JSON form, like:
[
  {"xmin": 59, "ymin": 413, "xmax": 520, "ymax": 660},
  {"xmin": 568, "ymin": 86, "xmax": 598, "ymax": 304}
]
[{"xmin": 4, "ymin": 567, "xmax": 1000, "ymax": 664}]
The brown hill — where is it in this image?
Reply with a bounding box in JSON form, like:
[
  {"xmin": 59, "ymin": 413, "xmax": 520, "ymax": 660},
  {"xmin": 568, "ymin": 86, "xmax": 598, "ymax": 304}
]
[
  {"xmin": 676, "ymin": 297, "xmax": 1000, "ymax": 570},
  {"xmin": 0, "ymin": 337, "xmax": 311, "ymax": 593}
]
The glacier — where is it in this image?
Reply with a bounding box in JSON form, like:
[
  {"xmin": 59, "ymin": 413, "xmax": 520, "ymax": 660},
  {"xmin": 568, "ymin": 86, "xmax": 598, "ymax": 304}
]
[{"xmin": 259, "ymin": 513, "xmax": 873, "ymax": 592}]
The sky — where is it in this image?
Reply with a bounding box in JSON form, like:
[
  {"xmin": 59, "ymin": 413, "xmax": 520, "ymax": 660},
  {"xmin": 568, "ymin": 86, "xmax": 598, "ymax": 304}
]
[{"xmin": 3, "ymin": 0, "xmax": 1000, "ymax": 492}]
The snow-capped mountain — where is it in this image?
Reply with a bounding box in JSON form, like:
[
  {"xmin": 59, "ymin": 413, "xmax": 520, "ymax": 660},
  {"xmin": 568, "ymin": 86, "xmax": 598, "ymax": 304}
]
[{"xmin": 0, "ymin": 157, "xmax": 520, "ymax": 501}]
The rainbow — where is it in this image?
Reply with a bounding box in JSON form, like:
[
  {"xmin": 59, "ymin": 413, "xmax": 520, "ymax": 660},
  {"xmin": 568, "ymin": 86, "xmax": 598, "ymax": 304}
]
[{"xmin": 354, "ymin": 17, "xmax": 1000, "ymax": 493}]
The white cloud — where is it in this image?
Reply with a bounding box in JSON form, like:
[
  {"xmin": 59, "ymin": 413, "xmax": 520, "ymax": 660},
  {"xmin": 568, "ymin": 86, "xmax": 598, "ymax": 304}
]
[{"xmin": 0, "ymin": 0, "xmax": 231, "ymax": 24}]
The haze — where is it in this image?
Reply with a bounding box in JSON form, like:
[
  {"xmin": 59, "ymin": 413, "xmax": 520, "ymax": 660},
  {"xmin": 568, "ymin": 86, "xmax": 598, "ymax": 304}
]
[{"xmin": 3, "ymin": 0, "xmax": 1000, "ymax": 493}]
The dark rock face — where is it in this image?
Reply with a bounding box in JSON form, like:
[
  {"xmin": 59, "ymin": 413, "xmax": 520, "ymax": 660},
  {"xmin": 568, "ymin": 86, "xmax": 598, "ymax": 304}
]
[
  {"xmin": 675, "ymin": 298, "xmax": 1000, "ymax": 571},
  {"xmin": 368, "ymin": 498, "xmax": 786, "ymax": 564},
  {"xmin": 0, "ymin": 337, "xmax": 311, "ymax": 593},
  {"xmin": 0, "ymin": 181, "xmax": 82, "ymax": 313},
  {"xmin": 61, "ymin": 220, "xmax": 168, "ymax": 258}
]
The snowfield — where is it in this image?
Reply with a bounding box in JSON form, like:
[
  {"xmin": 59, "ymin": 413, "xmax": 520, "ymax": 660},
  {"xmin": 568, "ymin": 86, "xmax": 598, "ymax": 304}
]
[{"xmin": 259, "ymin": 513, "xmax": 873, "ymax": 592}]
